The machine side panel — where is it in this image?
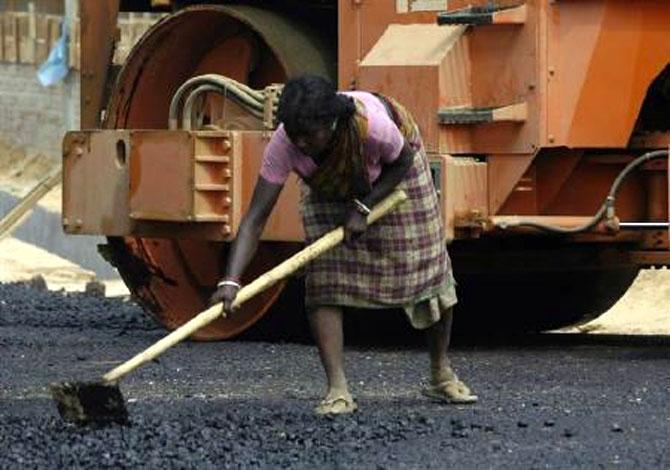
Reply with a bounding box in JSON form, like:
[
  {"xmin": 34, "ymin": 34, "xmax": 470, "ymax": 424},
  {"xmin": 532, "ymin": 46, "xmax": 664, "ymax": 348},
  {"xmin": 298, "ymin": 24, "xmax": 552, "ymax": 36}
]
[{"xmin": 546, "ymin": 2, "xmax": 670, "ymax": 148}]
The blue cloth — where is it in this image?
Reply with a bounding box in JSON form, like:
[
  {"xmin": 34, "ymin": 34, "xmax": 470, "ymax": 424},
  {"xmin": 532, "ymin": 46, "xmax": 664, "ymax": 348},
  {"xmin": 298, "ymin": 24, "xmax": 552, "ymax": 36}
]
[{"xmin": 37, "ymin": 22, "xmax": 70, "ymax": 87}]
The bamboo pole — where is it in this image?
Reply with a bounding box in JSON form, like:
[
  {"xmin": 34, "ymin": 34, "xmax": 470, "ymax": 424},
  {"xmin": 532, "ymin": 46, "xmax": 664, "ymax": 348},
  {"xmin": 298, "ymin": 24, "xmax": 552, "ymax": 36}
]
[
  {"xmin": 102, "ymin": 190, "xmax": 408, "ymax": 383},
  {"xmin": 0, "ymin": 167, "xmax": 62, "ymax": 242}
]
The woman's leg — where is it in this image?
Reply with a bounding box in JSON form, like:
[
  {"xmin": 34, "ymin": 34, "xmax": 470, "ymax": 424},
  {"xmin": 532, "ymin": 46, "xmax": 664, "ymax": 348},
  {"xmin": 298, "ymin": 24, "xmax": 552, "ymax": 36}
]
[
  {"xmin": 425, "ymin": 307, "xmax": 477, "ymax": 403},
  {"xmin": 425, "ymin": 307, "xmax": 455, "ymax": 385},
  {"xmin": 308, "ymin": 306, "xmax": 351, "ymax": 403}
]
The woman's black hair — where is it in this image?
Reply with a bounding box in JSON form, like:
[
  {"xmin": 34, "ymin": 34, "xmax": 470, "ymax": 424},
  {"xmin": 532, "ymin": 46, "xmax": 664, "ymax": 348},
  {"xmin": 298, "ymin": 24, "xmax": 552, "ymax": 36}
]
[{"xmin": 277, "ymin": 74, "xmax": 356, "ymax": 139}]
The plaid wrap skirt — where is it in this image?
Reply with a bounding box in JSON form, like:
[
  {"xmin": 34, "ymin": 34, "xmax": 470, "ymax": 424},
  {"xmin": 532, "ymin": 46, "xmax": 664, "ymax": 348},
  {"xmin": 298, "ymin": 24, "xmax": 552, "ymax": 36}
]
[{"xmin": 300, "ymin": 147, "xmax": 457, "ymax": 329}]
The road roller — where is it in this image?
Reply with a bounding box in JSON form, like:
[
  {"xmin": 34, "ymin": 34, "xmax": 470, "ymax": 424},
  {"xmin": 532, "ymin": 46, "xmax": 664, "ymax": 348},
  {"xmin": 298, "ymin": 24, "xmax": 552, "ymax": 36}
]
[{"xmin": 62, "ymin": 0, "xmax": 670, "ymax": 339}]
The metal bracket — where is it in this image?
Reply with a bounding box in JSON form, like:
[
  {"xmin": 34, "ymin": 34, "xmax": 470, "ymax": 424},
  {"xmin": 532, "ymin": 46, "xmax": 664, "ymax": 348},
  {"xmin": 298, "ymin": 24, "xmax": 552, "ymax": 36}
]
[
  {"xmin": 438, "ymin": 103, "xmax": 527, "ymax": 125},
  {"xmin": 262, "ymin": 84, "xmax": 284, "ymax": 130},
  {"xmin": 437, "ymin": 4, "xmax": 527, "ymax": 26}
]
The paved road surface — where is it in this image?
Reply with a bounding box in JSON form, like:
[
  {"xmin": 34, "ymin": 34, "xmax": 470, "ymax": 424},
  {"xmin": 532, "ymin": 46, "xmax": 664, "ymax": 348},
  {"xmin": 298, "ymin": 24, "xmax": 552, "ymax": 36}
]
[{"xmin": 1, "ymin": 283, "xmax": 669, "ymax": 468}]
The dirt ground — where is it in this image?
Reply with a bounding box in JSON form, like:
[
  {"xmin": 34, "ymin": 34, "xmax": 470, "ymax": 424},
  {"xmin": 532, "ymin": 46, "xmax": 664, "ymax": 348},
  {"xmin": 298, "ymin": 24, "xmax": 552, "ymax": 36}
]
[
  {"xmin": 0, "ymin": 138, "xmax": 61, "ymax": 212},
  {"xmin": 0, "ymin": 139, "xmax": 126, "ymax": 294},
  {"xmin": 0, "ymin": 237, "xmax": 129, "ymax": 296},
  {"xmin": 568, "ymin": 268, "xmax": 670, "ymax": 335}
]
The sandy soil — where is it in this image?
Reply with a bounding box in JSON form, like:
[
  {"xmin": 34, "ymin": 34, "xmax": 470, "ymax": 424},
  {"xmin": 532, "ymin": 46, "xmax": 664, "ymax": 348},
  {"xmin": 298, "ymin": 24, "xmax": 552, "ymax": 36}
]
[
  {"xmin": 569, "ymin": 268, "xmax": 670, "ymax": 335},
  {"xmin": 0, "ymin": 139, "xmax": 125, "ymax": 295},
  {"xmin": 0, "ymin": 237, "xmax": 128, "ymax": 296},
  {"xmin": 0, "ymin": 138, "xmax": 62, "ymax": 212}
]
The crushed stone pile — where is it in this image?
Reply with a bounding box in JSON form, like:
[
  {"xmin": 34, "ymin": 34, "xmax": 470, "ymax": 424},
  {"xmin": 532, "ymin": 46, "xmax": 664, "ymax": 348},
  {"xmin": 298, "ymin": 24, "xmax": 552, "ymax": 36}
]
[
  {"xmin": 0, "ymin": 282, "xmax": 155, "ymax": 331},
  {"xmin": 2, "ymin": 282, "xmax": 670, "ymax": 468}
]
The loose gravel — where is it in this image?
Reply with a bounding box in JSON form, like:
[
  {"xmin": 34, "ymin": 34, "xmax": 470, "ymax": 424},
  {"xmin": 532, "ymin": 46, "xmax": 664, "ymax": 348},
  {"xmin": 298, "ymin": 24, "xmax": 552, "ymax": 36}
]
[
  {"xmin": 2, "ymin": 282, "xmax": 670, "ymax": 468},
  {"xmin": 0, "ymin": 282, "xmax": 155, "ymax": 331}
]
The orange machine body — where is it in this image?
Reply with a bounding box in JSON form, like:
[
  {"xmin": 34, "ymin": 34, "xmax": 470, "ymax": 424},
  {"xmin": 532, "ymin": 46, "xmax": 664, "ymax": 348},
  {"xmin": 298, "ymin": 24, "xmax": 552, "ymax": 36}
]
[{"xmin": 64, "ymin": 0, "xmax": 670, "ymax": 338}]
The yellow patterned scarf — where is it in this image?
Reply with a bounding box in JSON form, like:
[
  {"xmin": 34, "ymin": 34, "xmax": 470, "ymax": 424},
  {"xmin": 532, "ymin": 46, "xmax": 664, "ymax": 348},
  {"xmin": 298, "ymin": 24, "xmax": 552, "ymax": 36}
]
[
  {"xmin": 377, "ymin": 93, "xmax": 420, "ymax": 146},
  {"xmin": 306, "ymin": 99, "xmax": 370, "ymax": 201},
  {"xmin": 305, "ymin": 94, "xmax": 419, "ymax": 201}
]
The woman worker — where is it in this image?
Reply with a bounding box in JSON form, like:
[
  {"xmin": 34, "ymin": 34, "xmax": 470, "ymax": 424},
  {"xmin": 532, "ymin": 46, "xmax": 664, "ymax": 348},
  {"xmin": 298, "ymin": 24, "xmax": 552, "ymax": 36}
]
[{"xmin": 211, "ymin": 74, "xmax": 477, "ymax": 415}]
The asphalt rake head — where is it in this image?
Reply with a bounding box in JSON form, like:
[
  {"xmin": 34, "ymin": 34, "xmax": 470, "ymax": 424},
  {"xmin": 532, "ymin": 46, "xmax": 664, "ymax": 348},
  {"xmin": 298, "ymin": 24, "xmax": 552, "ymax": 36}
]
[{"xmin": 50, "ymin": 381, "xmax": 129, "ymax": 426}]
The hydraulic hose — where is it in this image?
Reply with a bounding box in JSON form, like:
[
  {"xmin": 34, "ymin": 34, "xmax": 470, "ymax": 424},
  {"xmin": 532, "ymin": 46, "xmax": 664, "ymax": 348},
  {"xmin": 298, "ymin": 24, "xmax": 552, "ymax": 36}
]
[
  {"xmin": 181, "ymin": 84, "xmax": 264, "ymax": 130},
  {"xmin": 182, "ymin": 84, "xmax": 221, "ymax": 131},
  {"xmin": 169, "ymin": 74, "xmax": 265, "ymax": 130},
  {"xmin": 496, "ymin": 149, "xmax": 669, "ymax": 234}
]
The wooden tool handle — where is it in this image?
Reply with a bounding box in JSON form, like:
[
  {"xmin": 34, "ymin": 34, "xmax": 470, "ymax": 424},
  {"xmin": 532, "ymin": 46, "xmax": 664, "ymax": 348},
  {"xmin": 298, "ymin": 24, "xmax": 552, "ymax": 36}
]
[
  {"xmin": 0, "ymin": 167, "xmax": 62, "ymax": 242},
  {"xmin": 102, "ymin": 190, "xmax": 408, "ymax": 383}
]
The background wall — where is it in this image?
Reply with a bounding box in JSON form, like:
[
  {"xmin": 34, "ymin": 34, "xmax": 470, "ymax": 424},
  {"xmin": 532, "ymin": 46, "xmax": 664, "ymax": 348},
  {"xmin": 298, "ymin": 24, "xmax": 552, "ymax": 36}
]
[
  {"xmin": 0, "ymin": 64, "xmax": 79, "ymax": 158},
  {"xmin": 0, "ymin": 3, "xmax": 161, "ymax": 281},
  {"xmin": 0, "ymin": 5, "xmax": 161, "ymax": 159}
]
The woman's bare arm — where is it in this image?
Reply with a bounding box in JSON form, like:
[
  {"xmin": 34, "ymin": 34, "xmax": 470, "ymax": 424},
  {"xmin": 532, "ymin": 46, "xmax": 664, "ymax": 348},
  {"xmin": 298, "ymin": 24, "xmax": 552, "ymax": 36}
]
[
  {"xmin": 344, "ymin": 141, "xmax": 414, "ymax": 243},
  {"xmin": 211, "ymin": 176, "xmax": 283, "ymax": 312}
]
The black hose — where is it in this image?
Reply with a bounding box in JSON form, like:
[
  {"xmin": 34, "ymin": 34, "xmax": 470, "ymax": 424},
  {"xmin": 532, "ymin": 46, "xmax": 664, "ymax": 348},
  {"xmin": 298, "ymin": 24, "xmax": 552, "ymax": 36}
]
[{"xmin": 497, "ymin": 149, "xmax": 669, "ymax": 234}]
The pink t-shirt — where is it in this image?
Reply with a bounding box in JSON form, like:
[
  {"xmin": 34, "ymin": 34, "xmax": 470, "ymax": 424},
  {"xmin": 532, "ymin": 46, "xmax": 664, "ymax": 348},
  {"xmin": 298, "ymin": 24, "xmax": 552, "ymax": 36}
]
[{"xmin": 259, "ymin": 91, "xmax": 405, "ymax": 185}]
